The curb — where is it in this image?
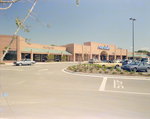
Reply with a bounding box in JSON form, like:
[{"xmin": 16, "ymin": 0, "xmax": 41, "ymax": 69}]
[{"xmin": 62, "ymin": 68, "xmax": 150, "ymax": 80}]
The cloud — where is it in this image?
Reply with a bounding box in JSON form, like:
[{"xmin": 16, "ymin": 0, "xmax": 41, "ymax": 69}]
[{"xmin": 141, "ymin": 47, "xmax": 149, "ymax": 50}]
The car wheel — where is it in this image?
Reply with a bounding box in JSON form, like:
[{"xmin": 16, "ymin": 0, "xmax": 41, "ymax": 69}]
[
  {"xmin": 146, "ymin": 67, "xmax": 150, "ymax": 72},
  {"xmin": 133, "ymin": 68, "xmax": 137, "ymax": 72},
  {"xmin": 19, "ymin": 63, "xmax": 22, "ymax": 66},
  {"xmin": 115, "ymin": 65, "xmax": 119, "ymax": 69}
]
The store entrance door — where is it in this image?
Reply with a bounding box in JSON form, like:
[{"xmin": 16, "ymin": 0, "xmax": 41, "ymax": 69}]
[{"xmin": 100, "ymin": 51, "xmax": 107, "ymax": 61}]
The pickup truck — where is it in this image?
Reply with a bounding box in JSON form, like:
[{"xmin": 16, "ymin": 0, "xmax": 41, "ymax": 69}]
[
  {"xmin": 14, "ymin": 59, "xmax": 35, "ymax": 66},
  {"xmin": 95, "ymin": 60, "xmax": 122, "ymax": 68}
]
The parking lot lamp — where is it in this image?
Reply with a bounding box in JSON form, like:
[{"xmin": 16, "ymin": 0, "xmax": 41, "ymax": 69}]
[{"xmin": 129, "ymin": 18, "xmax": 136, "ymax": 60}]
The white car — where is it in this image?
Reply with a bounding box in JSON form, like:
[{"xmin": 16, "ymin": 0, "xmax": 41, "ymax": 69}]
[
  {"xmin": 113, "ymin": 59, "xmax": 121, "ymax": 63},
  {"xmin": 14, "ymin": 59, "xmax": 35, "ymax": 66},
  {"xmin": 88, "ymin": 59, "xmax": 101, "ymax": 64}
]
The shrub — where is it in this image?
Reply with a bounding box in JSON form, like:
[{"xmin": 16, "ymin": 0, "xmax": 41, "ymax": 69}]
[
  {"xmin": 102, "ymin": 68, "xmax": 106, "ymax": 72},
  {"xmin": 105, "ymin": 71, "xmax": 108, "ymax": 74},
  {"xmin": 98, "ymin": 65, "xmax": 102, "ymax": 68},
  {"xmin": 68, "ymin": 66, "xmax": 72, "ymax": 70},
  {"xmin": 79, "ymin": 69, "xmax": 82, "ymax": 72},
  {"xmin": 90, "ymin": 67, "xmax": 93, "ymax": 73},
  {"xmin": 112, "ymin": 66, "xmax": 115, "ymax": 69},
  {"xmin": 130, "ymin": 71, "xmax": 135, "ymax": 74},
  {"xmin": 120, "ymin": 72, "xmax": 124, "ymax": 74},
  {"xmin": 110, "ymin": 67, "xmax": 114, "ymax": 71},
  {"xmin": 116, "ymin": 69, "xmax": 121, "ymax": 72},
  {"xmin": 103, "ymin": 65, "xmax": 107, "ymax": 69},
  {"xmin": 82, "ymin": 63, "xmax": 88, "ymax": 66},
  {"xmin": 138, "ymin": 72, "xmax": 143, "ymax": 75},
  {"xmin": 124, "ymin": 70, "xmax": 128, "ymax": 72},
  {"xmin": 96, "ymin": 67, "xmax": 100, "ymax": 70},
  {"xmin": 112, "ymin": 72, "xmax": 117, "ymax": 74},
  {"xmin": 99, "ymin": 71, "xmax": 102, "ymax": 73},
  {"xmin": 72, "ymin": 65, "xmax": 76, "ymax": 69},
  {"xmin": 74, "ymin": 68, "xmax": 77, "ymax": 72},
  {"xmin": 148, "ymin": 74, "xmax": 150, "ymax": 76}
]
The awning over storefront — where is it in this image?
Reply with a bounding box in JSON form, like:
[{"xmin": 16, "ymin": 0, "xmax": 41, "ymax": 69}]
[
  {"xmin": 128, "ymin": 54, "xmax": 149, "ymax": 58},
  {"xmin": 21, "ymin": 47, "xmax": 72, "ymax": 55}
]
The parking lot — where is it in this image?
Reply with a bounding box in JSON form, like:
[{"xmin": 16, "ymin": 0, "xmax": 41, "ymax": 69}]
[{"xmin": 0, "ymin": 62, "xmax": 150, "ymax": 119}]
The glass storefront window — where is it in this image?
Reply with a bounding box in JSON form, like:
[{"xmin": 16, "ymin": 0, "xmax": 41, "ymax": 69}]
[
  {"xmin": 3, "ymin": 51, "xmax": 17, "ymax": 60},
  {"xmin": 33, "ymin": 54, "xmax": 41, "ymax": 62}
]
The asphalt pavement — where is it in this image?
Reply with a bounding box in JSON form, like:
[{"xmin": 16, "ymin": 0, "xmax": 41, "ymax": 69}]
[{"xmin": 0, "ymin": 62, "xmax": 150, "ymax": 119}]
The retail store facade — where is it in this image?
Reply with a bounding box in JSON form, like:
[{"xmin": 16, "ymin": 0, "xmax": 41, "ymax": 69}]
[{"xmin": 0, "ymin": 35, "xmax": 128, "ymax": 63}]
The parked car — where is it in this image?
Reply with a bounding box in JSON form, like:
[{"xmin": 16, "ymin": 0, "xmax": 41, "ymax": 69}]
[
  {"xmin": 142, "ymin": 60, "xmax": 150, "ymax": 64},
  {"xmin": 14, "ymin": 59, "xmax": 35, "ymax": 66},
  {"xmin": 141, "ymin": 58, "xmax": 150, "ymax": 62},
  {"xmin": 95, "ymin": 60, "xmax": 122, "ymax": 68},
  {"xmin": 88, "ymin": 59, "xmax": 101, "ymax": 64},
  {"xmin": 122, "ymin": 60, "xmax": 132, "ymax": 65},
  {"xmin": 120, "ymin": 59, "xmax": 128, "ymax": 63},
  {"xmin": 113, "ymin": 59, "xmax": 121, "ymax": 63},
  {"xmin": 121, "ymin": 61, "xmax": 150, "ymax": 72}
]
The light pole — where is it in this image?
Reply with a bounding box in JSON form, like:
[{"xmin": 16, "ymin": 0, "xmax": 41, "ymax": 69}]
[{"xmin": 129, "ymin": 18, "xmax": 136, "ymax": 60}]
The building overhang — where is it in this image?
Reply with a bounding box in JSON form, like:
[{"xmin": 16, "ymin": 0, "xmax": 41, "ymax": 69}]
[{"xmin": 21, "ymin": 47, "xmax": 72, "ymax": 55}]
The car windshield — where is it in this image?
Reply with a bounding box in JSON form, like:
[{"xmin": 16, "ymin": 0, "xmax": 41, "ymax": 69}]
[{"xmin": 129, "ymin": 62, "xmax": 139, "ymax": 65}]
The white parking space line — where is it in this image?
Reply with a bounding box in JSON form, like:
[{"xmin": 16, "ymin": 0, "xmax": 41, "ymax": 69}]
[
  {"xmin": 99, "ymin": 77, "xmax": 107, "ymax": 91},
  {"xmin": 104, "ymin": 90, "xmax": 150, "ymax": 96}
]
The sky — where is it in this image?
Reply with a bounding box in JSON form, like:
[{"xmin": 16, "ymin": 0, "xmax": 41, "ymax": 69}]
[{"xmin": 0, "ymin": 0, "xmax": 150, "ymax": 52}]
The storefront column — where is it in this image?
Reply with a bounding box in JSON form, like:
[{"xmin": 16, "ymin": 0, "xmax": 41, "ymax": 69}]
[
  {"xmin": 126, "ymin": 50, "xmax": 128, "ymax": 59},
  {"xmin": 31, "ymin": 49, "xmax": 33, "ymax": 61},
  {"xmin": 0, "ymin": 49, "xmax": 3, "ymax": 62},
  {"xmin": 67, "ymin": 55, "xmax": 69, "ymax": 61},
  {"xmin": 73, "ymin": 54, "xmax": 75, "ymax": 62},
  {"xmin": 98, "ymin": 54, "xmax": 100, "ymax": 60},
  {"xmin": 40, "ymin": 54, "xmax": 43, "ymax": 62},
  {"xmin": 82, "ymin": 53, "xmax": 84, "ymax": 61},
  {"xmin": 107, "ymin": 55, "xmax": 109, "ymax": 60},
  {"xmin": 61, "ymin": 52, "xmax": 63, "ymax": 61}
]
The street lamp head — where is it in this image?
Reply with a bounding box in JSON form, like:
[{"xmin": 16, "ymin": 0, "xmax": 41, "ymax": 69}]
[
  {"xmin": 130, "ymin": 18, "xmax": 136, "ymax": 21},
  {"xmin": 130, "ymin": 18, "xmax": 133, "ymax": 20},
  {"xmin": 133, "ymin": 19, "xmax": 136, "ymax": 21}
]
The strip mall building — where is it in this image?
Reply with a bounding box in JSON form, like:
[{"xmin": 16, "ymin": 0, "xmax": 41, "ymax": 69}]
[{"xmin": 0, "ymin": 35, "xmax": 128, "ymax": 63}]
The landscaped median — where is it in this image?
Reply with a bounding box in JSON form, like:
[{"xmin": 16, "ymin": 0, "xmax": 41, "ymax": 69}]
[{"xmin": 67, "ymin": 63, "xmax": 150, "ymax": 77}]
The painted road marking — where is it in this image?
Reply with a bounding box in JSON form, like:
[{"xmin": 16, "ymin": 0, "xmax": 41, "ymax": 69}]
[
  {"xmin": 114, "ymin": 80, "xmax": 124, "ymax": 89},
  {"xmin": 3, "ymin": 93, "xmax": 8, "ymax": 97},
  {"xmin": 99, "ymin": 77, "xmax": 107, "ymax": 91},
  {"xmin": 104, "ymin": 90, "xmax": 150, "ymax": 96}
]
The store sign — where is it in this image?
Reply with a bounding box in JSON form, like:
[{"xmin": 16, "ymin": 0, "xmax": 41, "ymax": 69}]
[
  {"xmin": 43, "ymin": 46, "xmax": 54, "ymax": 49},
  {"xmin": 98, "ymin": 46, "xmax": 110, "ymax": 50}
]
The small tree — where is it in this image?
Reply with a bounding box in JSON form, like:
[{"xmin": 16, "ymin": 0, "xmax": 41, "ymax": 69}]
[
  {"xmin": 61, "ymin": 55, "xmax": 67, "ymax": 61},
  {"xmin": 46, "ymin": 54, "xmax": 54, "ymax": 62}
]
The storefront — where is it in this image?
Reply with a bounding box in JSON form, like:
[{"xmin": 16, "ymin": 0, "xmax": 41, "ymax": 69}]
[{"xmin": 0, "ymin": 35, "xmax": 128, "ymax": 63}]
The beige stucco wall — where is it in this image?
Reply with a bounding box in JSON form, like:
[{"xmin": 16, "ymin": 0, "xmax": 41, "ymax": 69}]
[{"xmin": 0, "ymin": 35, "xmax": 128, "ymax": 62}]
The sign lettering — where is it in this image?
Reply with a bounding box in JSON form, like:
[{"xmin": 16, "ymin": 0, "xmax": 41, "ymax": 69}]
[
  {"xmin": 98, "ymin": 46, "xmax": 110, "ymax": 50},
  {"xmin": 43, "ymin": 46, "xmax": 54, "ymax": 49}
]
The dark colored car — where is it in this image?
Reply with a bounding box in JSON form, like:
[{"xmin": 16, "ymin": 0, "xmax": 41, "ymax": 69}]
[{"xmin": 121, "ymin": 61, "xmax": 150, "ymax": 72}]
